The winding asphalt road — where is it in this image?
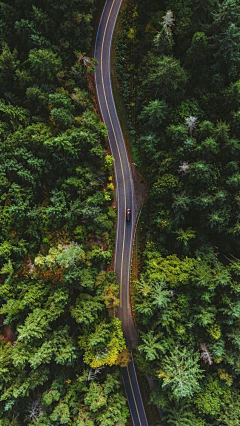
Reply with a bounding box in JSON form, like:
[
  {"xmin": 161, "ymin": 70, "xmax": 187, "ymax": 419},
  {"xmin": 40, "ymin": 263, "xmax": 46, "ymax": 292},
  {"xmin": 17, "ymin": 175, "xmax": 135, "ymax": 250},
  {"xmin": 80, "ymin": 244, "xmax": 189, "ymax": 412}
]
[{"xmin": 94, "ymin": 1, "xmax": 148, "ymax": 425}]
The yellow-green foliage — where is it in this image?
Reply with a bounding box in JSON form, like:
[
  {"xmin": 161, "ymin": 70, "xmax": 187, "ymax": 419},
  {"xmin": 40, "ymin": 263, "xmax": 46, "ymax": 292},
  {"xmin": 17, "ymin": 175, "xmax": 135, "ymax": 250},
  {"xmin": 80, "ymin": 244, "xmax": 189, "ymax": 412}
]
[
  {"xmin": 194, "ymin": 377, "xmax": 231, "ymax": 416},
  {"xmin": 208, "ymin": 323, "xmax": 221, "ymax": 340},
  {"xmin": 79, "ymin": 318, "xmax": 126, "ymax": 368},
  {"xmin": 104, "ymin": 154, "xmax": 115, "ymax": 171}
]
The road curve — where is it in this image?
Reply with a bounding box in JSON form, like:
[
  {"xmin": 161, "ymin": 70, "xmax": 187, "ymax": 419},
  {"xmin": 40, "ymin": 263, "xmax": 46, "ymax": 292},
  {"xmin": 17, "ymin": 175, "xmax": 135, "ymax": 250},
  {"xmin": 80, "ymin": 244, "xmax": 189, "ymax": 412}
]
[{"xmin": 94, "ymin": 1, "xmax": 148, "ymax": 425}]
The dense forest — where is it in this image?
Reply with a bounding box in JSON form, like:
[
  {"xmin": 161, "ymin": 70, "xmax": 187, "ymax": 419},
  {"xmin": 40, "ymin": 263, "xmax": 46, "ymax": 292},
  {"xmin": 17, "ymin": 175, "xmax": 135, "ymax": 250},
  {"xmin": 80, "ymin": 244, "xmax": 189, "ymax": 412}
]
[
  {"xmin": 116, "ymin": 0, "xmax": 240, "ymax": 424},
  {"xmin": 1, "ymin": 0, "xmax": 239, "ymax": 424},
  {"xmin": 0, "ymin": 1, "xmax": 129, "ymax": 424}
]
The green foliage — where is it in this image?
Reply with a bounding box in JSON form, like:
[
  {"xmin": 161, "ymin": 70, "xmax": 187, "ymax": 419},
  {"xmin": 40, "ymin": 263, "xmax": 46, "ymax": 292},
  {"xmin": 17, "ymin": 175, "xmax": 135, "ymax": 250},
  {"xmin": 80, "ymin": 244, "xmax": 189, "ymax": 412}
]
[
  {"xmin": 194, "ymin": 376, "xmax": 231, "ymax": 416},
  {"xmin": 79, "ymin": 318, "xmax": 126, "ymax": 368},
  {"xmin": 163, "ymin": 401, "xmax": 206, "ymax": 426},
  {"xmin": 138, "ymin": 331, "xmax": 166, "ymax": 361},
  {"xmin": 158, "ymin": 346, "xmax": 203, "ymax": 399},
  {"xmin": 50, "ymin": 107, "xmax": 74, "ymax": 129},
  {"xmin": 28, "ymin": 48, "xmax": 62, "ymax": 83},
  {"xmin": 133, "ymin": 244, "xmax": 240, "ymax": 421},
  {"xmin": 0, "ymin": 248, "xmax": 127, "ymax": 421},
  {"xmin": 0, "ymin": 100, "xmax": 30, "ymax": 131},
  {"xmin": 142, "ymin": 55, "xmax": 188, "ymax": 101},
  {"xmin": 104, "ymin": 154, "xmax": 115, "ymax": 171},
  {"xmin": 138, "ymin": 99, "xmax": 168, "ymax": 131},
  {"xmin": 211, "ymin": 0, "xmax": 240, "ymax": 81},
  {"xmin": 0, "ymin": 1, "xmax": 128, "ymax": 423},
  {"xmin": 49, "ymin": 93, "xmax": 74, "ymax": 111}
]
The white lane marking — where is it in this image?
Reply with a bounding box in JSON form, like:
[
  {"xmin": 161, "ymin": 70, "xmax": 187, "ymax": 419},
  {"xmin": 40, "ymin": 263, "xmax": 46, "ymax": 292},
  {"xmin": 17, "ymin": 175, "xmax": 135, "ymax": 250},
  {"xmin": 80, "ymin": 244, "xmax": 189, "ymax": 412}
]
[
  {"xmin": 95, "ymin": 2, "xmax": 148, "ymax": 425},
  {"xmin": 94, "ymin": 1, "xmax": 120, "ymax": 275},
  {"xmin": 96, "ymin": 0, "xmax": 127, "ymax": 306},
  {"xmin": 131, "ymin": 352, "xmax": 148, "ymax": 424},
  {"xmin": 107, "ymin": 0, "xmax": 135, "ymax": 311},
  {"xmin": 127, "ymin": 363, "xmax": 143, "ymax": 425}
]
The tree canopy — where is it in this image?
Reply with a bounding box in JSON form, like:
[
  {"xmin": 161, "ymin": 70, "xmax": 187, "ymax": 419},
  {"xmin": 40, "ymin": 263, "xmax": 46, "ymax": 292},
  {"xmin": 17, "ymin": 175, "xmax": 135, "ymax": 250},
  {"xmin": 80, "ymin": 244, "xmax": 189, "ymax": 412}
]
[
  {"xmin": 116, "ymin": 0, "xmax": 240, "ymax": 423},
  {"xmin": 0, "ymin": 0, "xmax": 129, "ymax": 424}
]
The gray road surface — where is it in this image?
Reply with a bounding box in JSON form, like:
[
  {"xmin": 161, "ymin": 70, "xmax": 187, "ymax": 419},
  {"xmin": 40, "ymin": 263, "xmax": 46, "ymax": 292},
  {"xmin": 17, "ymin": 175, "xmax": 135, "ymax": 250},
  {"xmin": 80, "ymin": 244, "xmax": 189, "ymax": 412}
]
[{"xmin": 94, "ymin": 1, "xmax": 148, "ymax": 425}]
